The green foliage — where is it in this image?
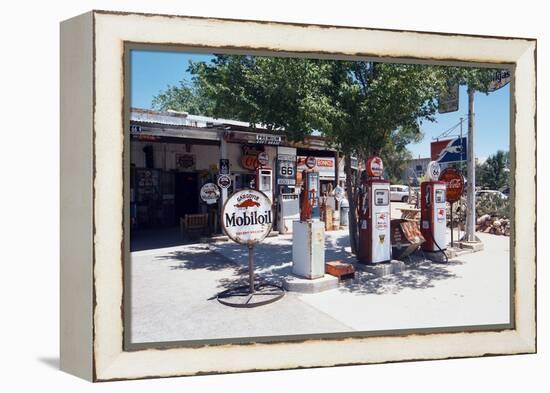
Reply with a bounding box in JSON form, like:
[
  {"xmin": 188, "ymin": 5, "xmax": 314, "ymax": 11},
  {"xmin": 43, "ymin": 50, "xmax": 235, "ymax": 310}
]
[
  {"xmin": 152, "ymin": 80, "xmax": 215, "ymax": 115},
  {"xmin": 188, "ymin": 55, "xmax": 334, "ymax": 140},
  {"xmin": 476, "ymin": 193, "xmax": 510, "ymax": 218},
  {"xmin": 477, "ymin": 150, "xmax": 510, "ymax": 190}
]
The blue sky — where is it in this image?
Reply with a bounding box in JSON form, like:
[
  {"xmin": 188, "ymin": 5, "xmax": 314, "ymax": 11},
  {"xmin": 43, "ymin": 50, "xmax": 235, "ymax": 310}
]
[{"xmin": 130, "ymin": 50, "xmax": 510, "ymax": 161}]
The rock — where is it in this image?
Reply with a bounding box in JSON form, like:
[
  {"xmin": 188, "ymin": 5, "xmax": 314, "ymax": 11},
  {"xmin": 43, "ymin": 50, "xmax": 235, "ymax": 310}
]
[{"xmin": 477, "ymin": 214, "xmax": 491, "ymax": 225}]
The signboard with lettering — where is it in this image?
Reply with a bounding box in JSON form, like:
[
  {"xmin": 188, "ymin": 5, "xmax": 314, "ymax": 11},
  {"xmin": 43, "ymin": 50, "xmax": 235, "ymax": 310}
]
[
  {"xmin": 240, "ymin": 145, "xmax": 264, "ymax": 171},
  {"xmin": 256, "ymin": 134, "xmax": 282, "ymax": 145},
  {"xmin": 438, "ymin": 168, "xmax": 465, "ymax": 203},
  {"xmin": 487, "ymin": 69, "xmax": 511, "ymax": 92},
  {"xmin": 221, "ymin": 189, "xmax": 273, "ymax": 244},
  {"xmin": 276, "ymin": 154, "xmax": 296, "ymax": 185},
  {"xmin": 297, "ymin": 156, "xmax": 336, "ymax": 178}
]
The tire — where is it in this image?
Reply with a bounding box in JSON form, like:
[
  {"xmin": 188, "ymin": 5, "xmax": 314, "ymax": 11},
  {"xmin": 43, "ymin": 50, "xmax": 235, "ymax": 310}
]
[{"xmin": 401, "ymin": 196, "xmax": 409, "ymax": 203}]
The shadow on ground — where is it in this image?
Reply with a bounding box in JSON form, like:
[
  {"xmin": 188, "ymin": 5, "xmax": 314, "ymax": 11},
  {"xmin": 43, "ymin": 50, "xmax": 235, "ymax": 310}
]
[
  {"xmin": 130, "ymin": 226, "xmax": 202, "ymax": 251},
  {"xmin": 147, "ymin": 230, "xmax": 465, "ymax": 297},
  {"xmin": 340, "ymin": 258, "xmax": 465, "ymax": 295}
]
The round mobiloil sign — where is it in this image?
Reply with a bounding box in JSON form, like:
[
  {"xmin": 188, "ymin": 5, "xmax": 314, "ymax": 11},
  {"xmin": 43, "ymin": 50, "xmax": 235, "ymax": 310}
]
[{"xmin": 222, "ymin": 189, "xmax": 273, "ymax": 245}]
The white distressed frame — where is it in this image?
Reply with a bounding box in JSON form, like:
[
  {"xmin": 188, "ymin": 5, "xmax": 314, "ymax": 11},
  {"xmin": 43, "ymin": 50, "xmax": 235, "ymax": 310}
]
[{"xmin": 60, "ymin": 10, "xmax": 536, "ymax": 381}]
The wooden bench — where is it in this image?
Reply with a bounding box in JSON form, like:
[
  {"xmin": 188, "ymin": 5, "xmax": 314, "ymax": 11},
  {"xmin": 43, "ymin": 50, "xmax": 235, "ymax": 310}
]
[{"xmin": 180, "ymin": 214, "xmax": 209, "ymax": 237}]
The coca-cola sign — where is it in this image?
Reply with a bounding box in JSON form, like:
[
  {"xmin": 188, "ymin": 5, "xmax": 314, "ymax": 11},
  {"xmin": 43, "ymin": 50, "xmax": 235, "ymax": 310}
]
[
  {"xmin": 438, "ymin": 168, "xmax": 465, "ymax": 203},
  {"xmin": 222, "ymin": 189, "xmax": 273, "ymax": 244}
]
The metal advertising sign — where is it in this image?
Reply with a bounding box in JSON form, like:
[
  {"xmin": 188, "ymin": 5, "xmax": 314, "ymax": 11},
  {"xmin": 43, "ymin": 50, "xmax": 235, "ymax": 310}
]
[
  {"xmin": 426, "ymin": 161, "xmax": 441, "ymax": 181},
  {"xmin": 438, "ymin": 168, "xmax": 465, "ymax": 203},
  {"xmin": 176, "ymin": 153, "xmax": 196, "ymax": 170},
  {"xmin": 222, "ymin": 189, "xmax": 273, "ymax": 244},
  {"xmin": 276, "ymin": 154, "xmax": 296, "ymax": 185},
  {"xmin": 219, "ymin": 159, "xmax": 230, "ymax": 175},
  {"xmin": 240, "ymin": 145, "xmax": 263, "ymax": 171},
  {"xmin": 334, "ymin": 185, "xmax": 345, "ymax": 201},
  {"xmin": 200, "ymin": 183, "xmax": 220, "ymax": 204},
  {"xmin": 431, "ymin": 137, "xmax": 467, "ymax": 163},
  {"xmin": 438, "ymin": 83, "xmax": 459, "ymax": 114},
  {"xmin": 366, "ymin": 156, "xmax": 384, "ymax": 177},
  {"xmin": 217, "ymin": 174, "xmax": 232, "ymax": 189},
  {"xmin": 305, "ymin": 156, "xmax": 317, "ymax": 169},
  {"xmin": 257, "ymin": 151, "xmax": 269, "ymax": 166},
  {"xmin": 487, "ymin": 69, "xmax": 511, "ymax": 92}
]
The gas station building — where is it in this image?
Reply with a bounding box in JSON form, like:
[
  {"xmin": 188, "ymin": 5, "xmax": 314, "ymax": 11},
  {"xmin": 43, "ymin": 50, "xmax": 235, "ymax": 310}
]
[{"xmin": 129, "ymin": 108, "xmax": 346, "ymax": 233}]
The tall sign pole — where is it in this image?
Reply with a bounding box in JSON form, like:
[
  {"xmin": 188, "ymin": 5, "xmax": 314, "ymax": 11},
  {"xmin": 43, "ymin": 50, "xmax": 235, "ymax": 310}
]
[{"xmin": 465, "ymin": 88, "xmax": 477, "ymax": 242}]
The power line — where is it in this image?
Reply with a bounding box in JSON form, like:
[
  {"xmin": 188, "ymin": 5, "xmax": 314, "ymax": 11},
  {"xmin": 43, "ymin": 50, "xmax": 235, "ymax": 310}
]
[{"xmin": 432, "ymin": 118, "xmax": 465, "ymax": 140}]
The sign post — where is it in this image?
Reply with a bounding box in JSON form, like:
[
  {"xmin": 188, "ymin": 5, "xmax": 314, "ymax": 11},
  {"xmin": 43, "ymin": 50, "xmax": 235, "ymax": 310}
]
[
  {"xmin": 218, "ymin": 189, "xmax": 284, "ymax": 307},
  {"xmin": 439, "ymin": 168, "xmax": 465, "ymax": 247}
]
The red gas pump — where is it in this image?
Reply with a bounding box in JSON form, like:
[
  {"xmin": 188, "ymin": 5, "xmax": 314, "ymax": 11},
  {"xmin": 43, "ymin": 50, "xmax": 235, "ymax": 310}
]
[
  {"xmin": 299, "ymin": 169, "xmax": 320, "ymax": 221},
  {"xmin": 357, "ymin": 156, "xmax": 392, "ymax": 264},
  {"xmin": 420, "ymin": 161, "xmax": 448, "ymax": 258}
]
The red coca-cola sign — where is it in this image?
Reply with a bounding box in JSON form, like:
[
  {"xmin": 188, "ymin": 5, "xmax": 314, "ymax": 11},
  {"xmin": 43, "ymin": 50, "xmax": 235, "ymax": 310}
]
[{"xmin": 438, "ymin": 168, "xmax": 464, "ymax": 203}]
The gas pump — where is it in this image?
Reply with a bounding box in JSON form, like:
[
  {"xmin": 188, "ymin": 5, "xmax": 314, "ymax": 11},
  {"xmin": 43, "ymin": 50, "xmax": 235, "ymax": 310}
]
[
  {"xmin": 255, "ymin": 167, "xmax": 273, "ymax": 204},
  {"xmin": 291, "ymin": 157, "xmax": 325, "ymax": 280},
  {"xmin": 420, "ymin": 161, "xmax": 448, "ymax": 259},
  {"xmin": 299, "ymin": 169, "xmax": 320, "ymax": 221},
  {"xmin": 357, "ymin": 156, "xmax": 391, "ymax": 264}
]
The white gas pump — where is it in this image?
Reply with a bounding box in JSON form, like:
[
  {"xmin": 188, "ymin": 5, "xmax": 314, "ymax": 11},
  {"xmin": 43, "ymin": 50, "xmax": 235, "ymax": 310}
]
[
  {"xmin": 278, "ymin": 190, "xmax": 299, "ymax": 234},
  {"xmin": 256, "ymin": 167, "xmax": 273, "ymax": 204}
]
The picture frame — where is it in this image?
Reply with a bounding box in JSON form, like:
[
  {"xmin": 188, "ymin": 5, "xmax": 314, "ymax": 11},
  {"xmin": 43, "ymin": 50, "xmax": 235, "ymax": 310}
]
[{"xmin": 60, "ymin": 10, "xmax": 536, "ymax": 382}]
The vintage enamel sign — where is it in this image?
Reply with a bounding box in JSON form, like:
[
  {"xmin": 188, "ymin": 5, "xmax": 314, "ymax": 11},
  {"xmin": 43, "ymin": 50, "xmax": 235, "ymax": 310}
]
[
  {"xmin": 257, "ymin": 151, "xmax": 269, "ymax": 166},
  {"xmin": 438, "ymin": 167, "xmax": 465, "ymax": 203},
  {"xmin": 200, "ymin": 182, "xmax": 220, "ymax": 204},
  {"xmin": 217, "ymin": 174, "xmax": 232, "ymax": 189},
  {"xmin": 366, "ymin": 156, "xmax": 384, "ymax": 177},
  {"xmin": 426, "ymin": 160, "xmax": 441, "ymax": 181},
  {"xmin": 334, "ymin": 185, "xmax": 345, "ymax": 201},
  {"xmin": 222, "ymin": 189, "xmax": 273, "ymax": 244},
  {"xmin": 305, "ymin": 156, "xmax": 317, "ymax": 169}
]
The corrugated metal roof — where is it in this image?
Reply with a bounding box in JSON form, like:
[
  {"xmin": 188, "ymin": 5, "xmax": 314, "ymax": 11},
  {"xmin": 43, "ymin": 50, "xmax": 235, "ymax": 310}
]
[{"xmin": 130, "ymin": 108, "xmax": 267, "ymax": 130}]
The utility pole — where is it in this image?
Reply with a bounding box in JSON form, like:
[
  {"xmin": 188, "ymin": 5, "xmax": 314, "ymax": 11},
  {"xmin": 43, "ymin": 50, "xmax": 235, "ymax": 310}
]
[{"xmin": 464, "ymin": 88, "xmax": 478, "ymax": 242}]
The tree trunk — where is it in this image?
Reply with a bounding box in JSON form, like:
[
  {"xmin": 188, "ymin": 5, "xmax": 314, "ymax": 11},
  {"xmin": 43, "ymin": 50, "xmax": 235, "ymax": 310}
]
[
  {"xmin": 344, "ymin": 155, "xmax": 359, "ymax": 254},
  {"xmin": 334, "ymin": 151, "xmax": 340, "ymax": 211}
]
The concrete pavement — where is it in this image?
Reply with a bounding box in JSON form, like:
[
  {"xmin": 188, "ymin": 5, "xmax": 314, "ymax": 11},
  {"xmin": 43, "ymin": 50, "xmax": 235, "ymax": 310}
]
[{"xmin": 129, "ymin": 228, "xmax": 510, "ymax": 344}]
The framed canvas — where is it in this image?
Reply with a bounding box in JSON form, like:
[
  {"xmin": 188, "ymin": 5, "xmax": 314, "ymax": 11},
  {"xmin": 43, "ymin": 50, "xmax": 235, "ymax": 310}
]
[{"xmin": 60, "ymin": 10, "xmax": 536, "ymax": 382}]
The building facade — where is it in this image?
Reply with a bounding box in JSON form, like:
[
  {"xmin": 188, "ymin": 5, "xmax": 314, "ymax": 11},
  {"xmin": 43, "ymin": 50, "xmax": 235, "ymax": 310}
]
[{"xmin": 130, "ymin": 108, "xmax": 345, "ymax": 231}]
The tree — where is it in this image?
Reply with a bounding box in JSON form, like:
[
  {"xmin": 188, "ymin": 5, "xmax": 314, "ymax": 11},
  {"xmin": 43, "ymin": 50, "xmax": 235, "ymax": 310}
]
[
  {"xmin": 152, "ymin": 80, "xmax": 215, "ymax": 115},
  {"xmin": 477, "ymin": 150, "xmax": 510, "ymax": 190},
  {"xmin": 187, "ymin": 56, "xmax": 454, "ymax": 253}
]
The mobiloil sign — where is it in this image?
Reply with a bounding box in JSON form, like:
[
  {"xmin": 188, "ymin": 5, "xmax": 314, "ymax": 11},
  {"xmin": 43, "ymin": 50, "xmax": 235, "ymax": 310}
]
[{"xmin": 222, "ymin": 190, "xmax": 273, "ymax": 244}]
